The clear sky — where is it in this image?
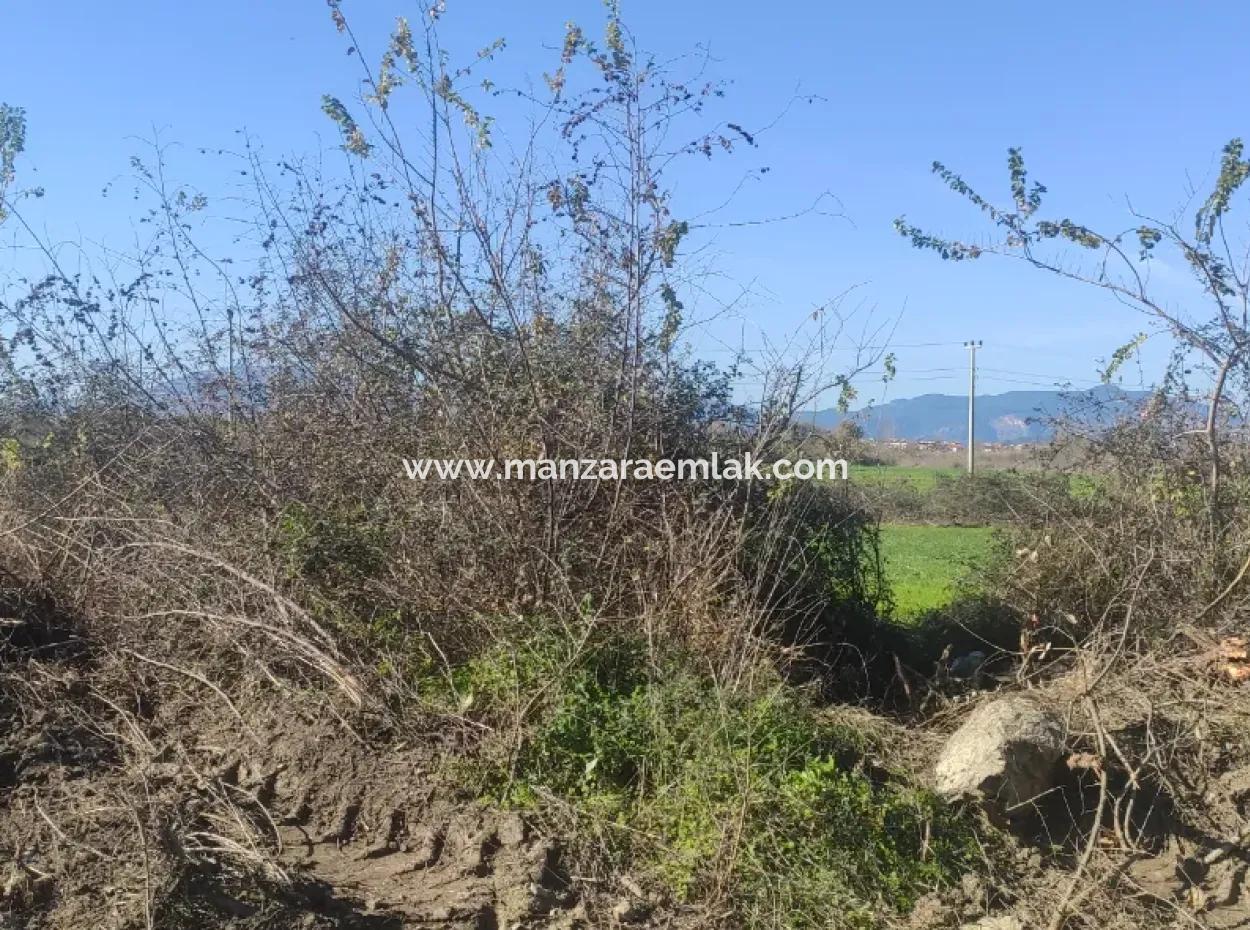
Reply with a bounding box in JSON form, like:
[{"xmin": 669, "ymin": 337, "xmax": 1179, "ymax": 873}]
[{"xmin": 3, "ymin": 1, "xmax": 1248, "ymax": 406}]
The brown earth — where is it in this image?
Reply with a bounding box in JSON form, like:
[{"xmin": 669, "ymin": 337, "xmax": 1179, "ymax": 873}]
[{"xmin": 0, "ymin": 589, "xmax": 611, "ymax": 930}]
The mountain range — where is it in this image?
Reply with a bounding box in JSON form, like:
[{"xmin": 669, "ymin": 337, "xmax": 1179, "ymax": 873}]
[{"xmin": 808, "ymin": 385, "xmax": 1151, "ymax": 443}]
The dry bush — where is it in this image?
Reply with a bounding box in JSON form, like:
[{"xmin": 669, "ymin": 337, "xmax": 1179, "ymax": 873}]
[
  {"xmin": 0, "ymin": 10, "xmax": 911, "ymax": 928},
  {"xmin": 0, "ymin": 5, "xmax": 883, "ymax": 662}
]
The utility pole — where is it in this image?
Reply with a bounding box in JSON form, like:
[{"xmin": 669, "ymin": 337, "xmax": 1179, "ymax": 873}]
[{"xmin": 965, "ymin": 340, "xmax": 982, "ymax": 475}]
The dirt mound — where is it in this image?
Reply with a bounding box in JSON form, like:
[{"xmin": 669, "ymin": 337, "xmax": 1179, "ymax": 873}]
[
  {"xmin": 0, "ymin": 586, "xmax": 587, "ymax": 930},
  {"xmin": 2, "ymin": 697, "xmax": 587, "ymax": 929},
  {"xmin": 219, "ymin": 708, "xmax": 583, "ymax": 928},
  {"xmin": 279, "ymin": 806, "xmax": 576, "ymax": 928}
]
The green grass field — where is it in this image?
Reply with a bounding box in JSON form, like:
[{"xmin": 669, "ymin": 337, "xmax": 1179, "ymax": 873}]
[
  {"xmin": 851, "ymin": 462, "xmax": 1099, "ymax": 504},
  {"xmin": 849, "ymin": 464, "xmax": 965, "ymax": 491},
  {"xmin": 878, "ymin": 524, "xmax": 996, "ymax": 620}
]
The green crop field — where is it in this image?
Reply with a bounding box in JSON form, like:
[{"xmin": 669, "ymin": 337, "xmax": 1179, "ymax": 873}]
[{"xmin": 877, "ymin": 524, "xmax": 996, "ymax": 620}]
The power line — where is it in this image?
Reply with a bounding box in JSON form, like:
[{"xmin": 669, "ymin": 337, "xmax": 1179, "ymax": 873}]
[
  {"xmin": 697, "ymin": 340, "xmax": 968, "ymax": 354},
  {"xmin": 980, "ymin": 366, "xmax": 1102, "ymax": 384},
  {"xmin": 978, "ymin": 375, "xmax": 1101, "ymax": 388}
]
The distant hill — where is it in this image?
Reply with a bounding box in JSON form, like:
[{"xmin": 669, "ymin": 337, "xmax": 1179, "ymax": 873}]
[{"xmin": 808, "ymin": 385, "xmax": 1151, "ymax": 443}]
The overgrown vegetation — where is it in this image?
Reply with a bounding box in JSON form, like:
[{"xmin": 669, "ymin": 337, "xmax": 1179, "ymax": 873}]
[
  {"xmin": 0, "ymin": 7, "xmax": 975, "ymax": 930},
  {"xmin": 3, "ymin": 6, "xmax": 1250, "ymax": 930},
  {"xmin": 425, "ymin": 631, "xmax": 981, "ymax": 928}
]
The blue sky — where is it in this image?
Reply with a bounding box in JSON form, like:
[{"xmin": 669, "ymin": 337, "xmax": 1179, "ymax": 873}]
[{"xmin": 3, "ymin": 0, "xmax": 1248, "ymax": 406}]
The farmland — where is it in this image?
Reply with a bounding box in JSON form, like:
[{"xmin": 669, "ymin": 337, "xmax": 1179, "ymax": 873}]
[
  {"xmin": 849, "ymin": 462, "xmax": 964, "ymax": 491},
  {"xmin": 877, "ymin": 523, "xmax": 996, "ymax": 620},
  {"xmin": 847, "ymin": 461, "xmax": 1004, "ymax": 620}
]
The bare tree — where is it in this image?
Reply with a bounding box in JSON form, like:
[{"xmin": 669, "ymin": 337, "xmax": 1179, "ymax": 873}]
[{"xmin": 896, "ymin": 142, "xmax": 1250, "ymax": 514}]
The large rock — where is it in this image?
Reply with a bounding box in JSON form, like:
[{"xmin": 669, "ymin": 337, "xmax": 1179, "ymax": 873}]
[{"xmin": 934, "ymin": 696, "xmax": 1065, "ymax": 816}]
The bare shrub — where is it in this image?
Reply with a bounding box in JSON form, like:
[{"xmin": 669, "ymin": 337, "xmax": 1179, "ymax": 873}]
[{"xmin": 0, "ymin": 9, "xmax": 909, "ymax": 928}]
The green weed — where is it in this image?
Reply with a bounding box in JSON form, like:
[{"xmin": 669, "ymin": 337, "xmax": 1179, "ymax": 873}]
[{"xmin": 454, "ymin": 632, "xmax": 983, "ymax": 928}]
